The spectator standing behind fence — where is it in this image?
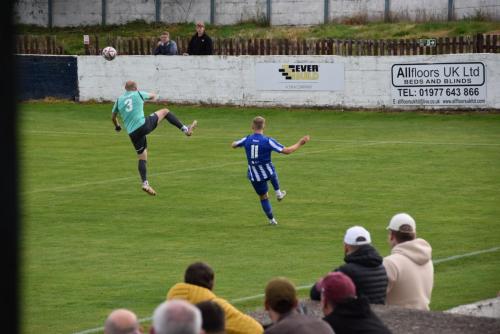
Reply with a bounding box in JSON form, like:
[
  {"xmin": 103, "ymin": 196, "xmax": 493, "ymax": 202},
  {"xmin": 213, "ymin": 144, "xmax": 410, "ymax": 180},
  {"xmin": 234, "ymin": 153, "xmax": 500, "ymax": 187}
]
[
  {"xmin": 166, "ymin": 262, "xmax": 264, "ymax": 334},
  {"xmin": 310, "ymin": 226, "xmax": 388, "ymax": 304},
  {"xmin": 383, "ymin": 213, "xmax": 434, "ymax": 310},
  {"xmin": 184, "ymin": 21, "xmax": 213, "ymax": 55},
  {"xmin": 104, "ymin": 308, "xmax": 143, "ymax": 334},
  {"xmin": 153, "ymin": 31, "xmax": 177, "ymax": 55},
  {"xmin": 320, "ymin": 272, "xmax": 392, "ymax": 334},
  {"xmin": 264, "ymin": 277, "xmax": 334, "ymax": 334}
]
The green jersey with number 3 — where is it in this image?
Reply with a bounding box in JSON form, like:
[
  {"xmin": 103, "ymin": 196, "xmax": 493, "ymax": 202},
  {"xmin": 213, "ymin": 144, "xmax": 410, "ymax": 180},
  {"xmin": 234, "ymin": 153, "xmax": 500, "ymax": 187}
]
[{"xmin": 112, "ymin": 91, "xmax": 151, "ymax": 134}]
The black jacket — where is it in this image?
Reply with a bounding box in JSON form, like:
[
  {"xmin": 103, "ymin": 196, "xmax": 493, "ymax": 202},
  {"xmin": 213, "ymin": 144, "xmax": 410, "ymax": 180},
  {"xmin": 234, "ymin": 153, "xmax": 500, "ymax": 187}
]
[
  {"xmin": 323, "ymin": 297, "xmax": 392, "ymax": 334},
  {"xmin": 310, "ymin": 244, "xmax": 388, "ymax": 304},
  {"xmin": 187, "ymin": 33, "xmax": 213, "ymax": 55}
]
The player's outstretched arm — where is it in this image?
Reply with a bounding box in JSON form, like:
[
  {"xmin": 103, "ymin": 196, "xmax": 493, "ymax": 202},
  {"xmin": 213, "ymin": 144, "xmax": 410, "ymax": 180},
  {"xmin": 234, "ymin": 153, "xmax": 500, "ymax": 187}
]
[
  {"xmin": 231, "ymin": 141, "xmax": 240, "ymax": 148},
  {"xmin": 147, "ymin": 92, "xmax": 157, "ymax": 101},
  {"xmin": 111, "ymin": 112, "xmax": 121, "ymax": 132},
  {"xmin": 281, "ymin": 135, "xmax": 310, "ymax": 155}
]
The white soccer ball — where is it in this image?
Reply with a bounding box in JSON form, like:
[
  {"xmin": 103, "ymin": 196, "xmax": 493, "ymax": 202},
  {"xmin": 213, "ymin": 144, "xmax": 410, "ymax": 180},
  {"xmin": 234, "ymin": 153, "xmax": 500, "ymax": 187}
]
[{"xmin": 102, "ymin": 46, "xmax": 117, "ymax": 61}]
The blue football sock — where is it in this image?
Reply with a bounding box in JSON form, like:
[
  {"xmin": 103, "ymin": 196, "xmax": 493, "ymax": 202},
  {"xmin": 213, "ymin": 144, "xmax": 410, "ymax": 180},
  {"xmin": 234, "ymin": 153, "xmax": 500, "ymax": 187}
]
[
  {"xmin": 260, "ymin": 198, "xmax": 274, "ymax": 219},
  {"xmin": 270, "ymin": 174, "xmax": 280, "ymax": 191}
]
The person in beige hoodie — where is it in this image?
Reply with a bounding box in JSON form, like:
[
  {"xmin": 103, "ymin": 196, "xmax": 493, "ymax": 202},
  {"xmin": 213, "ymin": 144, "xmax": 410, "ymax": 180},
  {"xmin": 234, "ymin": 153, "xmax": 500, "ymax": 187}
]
[{"xmin": 383, "ymin": 213, "xmax": 434, "ymax": 310}]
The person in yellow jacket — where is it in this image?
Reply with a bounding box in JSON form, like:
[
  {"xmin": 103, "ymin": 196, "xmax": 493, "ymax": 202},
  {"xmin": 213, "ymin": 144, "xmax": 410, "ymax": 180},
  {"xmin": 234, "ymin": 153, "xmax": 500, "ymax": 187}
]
[{"xmin": 167, "ymin": 262, "xmax": 264, "ymax": 334}]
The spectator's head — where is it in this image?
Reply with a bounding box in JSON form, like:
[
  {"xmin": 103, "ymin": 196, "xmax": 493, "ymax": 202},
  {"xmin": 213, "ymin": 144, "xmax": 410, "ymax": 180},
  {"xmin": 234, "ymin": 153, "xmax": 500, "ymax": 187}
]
[
  {"xmin": 387, "ymin": 213, "xmax": 416, "ymax": 247},
  {"xmin": 343, "ymin": 226, "xmax": 371, "ymax": 255},
  {"xmin": 151, "ymin": 300, "xmax": 202, "ymax": 334},
  {"xmin": 125, "ymin": 81, "xmax": 137, "ymax": 91},
  {"xmin": 195, "ymin": 301, "xmax": 225, "ymax": 334},
  {"xmin": 160, "ymin": 31, "xmax": 170, "ymax": 43},
  {"xmin": 104, "ymin": 308, "xmax": 141, "ymax": 334},
  {"xmin": 264, "ymin": 277, "xmax": 298, "ymax": 322},
  {"xmin": 252, "ymin": 116, "xmax": 266, "ymax": 132},
  {"xmin": 184, "ymin": 262, "xmax": 215, "ymax": 290},
  {"xmin": 320, "ymin": 272, "xmax": 357, "ymax": 315},
  {"xmin": 195, "ymin": 21, "xmax": 205, "ymax": 36}
]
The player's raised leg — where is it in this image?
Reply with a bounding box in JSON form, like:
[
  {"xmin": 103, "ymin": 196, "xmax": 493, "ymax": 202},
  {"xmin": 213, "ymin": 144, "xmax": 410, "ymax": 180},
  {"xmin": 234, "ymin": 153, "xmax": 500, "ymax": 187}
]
[
  {"xmin": 253, "ymin": 181, "xmax": 278, "ymax": 225},
  {"xmin": 137, "ymin": 149, "xmax": 156, "ymax": 196},
  {"xmin": 154, "ymin": 108, "xmax": 197, "ymax": 136},
  {"xmin": 270, "ymin": 173, "xmax": 286, "ymax": 201}
]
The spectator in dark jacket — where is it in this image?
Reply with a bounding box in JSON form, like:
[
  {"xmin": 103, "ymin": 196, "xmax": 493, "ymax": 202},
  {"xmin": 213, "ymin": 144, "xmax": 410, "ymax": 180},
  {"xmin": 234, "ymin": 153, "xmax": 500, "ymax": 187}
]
[
  {"xmin": 153, "ymin": 31, "xmax": 178, "ymax": 55},
  {"xmin": 311, "ymin": 226, "xmax": 388, "ymax": 304},
  {"xmin": 185, "ymin": 21, "xmax": 213, "ymax": 55},
  {"xmin": 320, "ymin": 272, "xmax": 392, "ymax": 334}
]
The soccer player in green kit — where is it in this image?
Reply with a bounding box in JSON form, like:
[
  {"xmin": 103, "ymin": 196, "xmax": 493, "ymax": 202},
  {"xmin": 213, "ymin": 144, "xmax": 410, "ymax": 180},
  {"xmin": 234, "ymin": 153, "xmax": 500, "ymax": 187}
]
[{"xmin": 112, "ymin": 80, "xmax": 197, "ymax": 196}]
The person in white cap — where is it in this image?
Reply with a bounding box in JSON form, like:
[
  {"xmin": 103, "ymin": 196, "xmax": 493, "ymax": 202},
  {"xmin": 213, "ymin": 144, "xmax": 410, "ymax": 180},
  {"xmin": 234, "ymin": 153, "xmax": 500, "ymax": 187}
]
[
  {"xmin": 310, "ymin": 226, "xmax": 388, "ymax": 304},
  {"xmin": 383, "ymin": 213, "xmax": 434, "ymax": 310}
]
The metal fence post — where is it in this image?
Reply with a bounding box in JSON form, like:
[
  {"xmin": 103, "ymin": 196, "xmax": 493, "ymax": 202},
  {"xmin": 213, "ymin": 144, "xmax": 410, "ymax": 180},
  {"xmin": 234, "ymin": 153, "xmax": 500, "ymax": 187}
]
[
  {"xmin": 384, "ymin": 0, "xmax": 390, "ymax": 22},
  {"xmin": 324, "ymin": 0, "xmax": 329, "ymax": 24},
  {"xmin": 101, "ymin": 0, "xmax": 106, "ymax": 26},
  {"xmin": 156, "ymin": 0, "xmax": 161, "ymax": 23},
  {"xmin": 267, "ymin": 0, "xmax": 272, "ymax": 25},
  {"xmin": 210, "ymin": 0, "xmax": 215, "ymax": 25},
  {"xmin": 48, "ymin": 0, "xmax": 53, "ymax": 28},
  {"xmin": 448, "ymin": 0, "xmax": 454, "ymax": 21}
]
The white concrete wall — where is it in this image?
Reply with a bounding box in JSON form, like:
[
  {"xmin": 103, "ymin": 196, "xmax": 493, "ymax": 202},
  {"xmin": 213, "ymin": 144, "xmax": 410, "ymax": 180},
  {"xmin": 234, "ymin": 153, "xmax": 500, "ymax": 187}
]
[
  {"xmin": 454, "ymin": 0, "xmax": 500, "ymax": 20},
  {"xmin": 77, "ymin": 54, "xmax": 500, "ymax": 109},
  {"xmin": 330, "ymin": 0, "xmax": 385, "ymax": 23},
  {"xmin": 13, "ymin": 0, "xmax": 500, "ymax": 26},
  {"xmin": 215, "ymin": 0, "xmax": 267, "ymax": 25},
  {"xmin": 14, "ymin": 0, "xmax": 48, "ymax": 26},
  {"xmin": 271, "ymin": 0, "xmax": 324, "ymax": 25},
  {"xmin": 161, "ymin": 0, "xmax": 211, "ymax": 24},
  {"xmin": 390, "ymin": 0, "xmax": 448, "ymax": 22},
  {"xmin": 52, "ymin": 0, "xmax": 101, "ymax": 27},
  {"xmin": 106, "ymin": 0, "xmax": 156, "ymax": 25}
]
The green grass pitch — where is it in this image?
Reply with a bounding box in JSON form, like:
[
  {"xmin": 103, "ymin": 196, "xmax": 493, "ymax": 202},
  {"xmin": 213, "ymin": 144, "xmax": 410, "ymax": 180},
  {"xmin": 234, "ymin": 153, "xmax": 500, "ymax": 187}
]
[{"xmin": 20, "ymin": 102, "xmax": 500, "ymax": 334}]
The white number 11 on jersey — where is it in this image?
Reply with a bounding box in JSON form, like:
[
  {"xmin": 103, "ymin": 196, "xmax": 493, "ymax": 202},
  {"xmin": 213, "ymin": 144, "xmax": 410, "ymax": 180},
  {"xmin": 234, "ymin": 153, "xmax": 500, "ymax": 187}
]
[{"xmin": 251, "ymin": 145, "xmax": 259, "ymax": 159}]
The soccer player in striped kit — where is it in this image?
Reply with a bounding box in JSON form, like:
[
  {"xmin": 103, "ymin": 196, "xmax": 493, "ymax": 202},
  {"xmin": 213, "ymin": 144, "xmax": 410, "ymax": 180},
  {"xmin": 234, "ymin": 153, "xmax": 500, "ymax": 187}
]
[{"xmin": 232, "ymin": 116, "xmax": 310, "ymax": 225}]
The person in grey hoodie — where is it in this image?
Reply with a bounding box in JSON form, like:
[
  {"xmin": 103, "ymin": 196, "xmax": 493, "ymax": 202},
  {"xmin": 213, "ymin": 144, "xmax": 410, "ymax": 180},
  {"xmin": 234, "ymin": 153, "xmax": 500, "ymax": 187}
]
[{"xmin": 383, "ymin": 213, "xmax": 434, "ymax": 310}]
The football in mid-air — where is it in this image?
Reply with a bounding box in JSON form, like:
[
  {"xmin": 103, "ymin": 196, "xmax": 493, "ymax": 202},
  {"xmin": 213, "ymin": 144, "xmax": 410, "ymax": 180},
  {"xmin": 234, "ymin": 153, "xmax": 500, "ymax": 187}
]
[{"xmin": 102, "ymin": 46, "xmax": 117, "ymax": 61}]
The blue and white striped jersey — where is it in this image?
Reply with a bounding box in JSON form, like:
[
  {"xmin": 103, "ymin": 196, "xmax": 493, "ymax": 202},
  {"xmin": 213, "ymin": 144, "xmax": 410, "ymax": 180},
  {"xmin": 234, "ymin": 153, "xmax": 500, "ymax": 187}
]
[{"xmin": 234, "ymin": 133, "xmax": 284, "ymax": 182}]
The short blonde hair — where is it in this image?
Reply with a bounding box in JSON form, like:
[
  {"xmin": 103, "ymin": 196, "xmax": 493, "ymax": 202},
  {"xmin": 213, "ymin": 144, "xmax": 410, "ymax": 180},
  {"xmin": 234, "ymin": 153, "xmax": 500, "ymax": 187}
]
[{"xmin": 252, "ymin": 116, "xmax": 265, "ymax": 130}]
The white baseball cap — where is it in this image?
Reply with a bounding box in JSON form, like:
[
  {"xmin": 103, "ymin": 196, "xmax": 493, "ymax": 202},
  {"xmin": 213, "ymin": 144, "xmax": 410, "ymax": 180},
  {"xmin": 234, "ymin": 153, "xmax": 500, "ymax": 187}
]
[
  {"xmin": 344, "ymin": 226, "xmax": 371, "ymax": 246},
  {"xmin": 387, "ymin": 213, "xmax": 416, "ymax": 232}
]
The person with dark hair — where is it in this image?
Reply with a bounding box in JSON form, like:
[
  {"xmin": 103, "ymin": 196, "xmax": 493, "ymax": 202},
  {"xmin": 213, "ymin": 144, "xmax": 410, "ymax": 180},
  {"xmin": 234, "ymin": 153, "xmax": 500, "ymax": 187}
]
[
  {"xmin": 320, "ymin": 272, "xmax": 391, "ymax": 334},
  {"xmin": 111, "ymin": 80, "xmax": 197, "ymax": 196},
  {"xmin": 166, "ymin": 262, "xmax": 263, "ymax": 334},
  {"xmin": 264, "ymin": 277, "xmax": 333, "ymax": 334},
  {"xmin": 310, "ymin": 226, "xmax": 388, "ymax": 304},
  {"xmin": 196, "ymin": 301, "xmax": 225, "ymax": 334},
  {"xmin": 383, "ymin": 213, "xmax": 434, "ymax": 310},
  {"xmin": 184, "ymin": 262, "xmax": 214, "ymax": 290},
  {"xmin": 184, "ymin": 21, "xmax": 213, "ymax": 55},
  {"xmin": 104, "ymin": 309, "xmax": 142, "ymax": 334}
]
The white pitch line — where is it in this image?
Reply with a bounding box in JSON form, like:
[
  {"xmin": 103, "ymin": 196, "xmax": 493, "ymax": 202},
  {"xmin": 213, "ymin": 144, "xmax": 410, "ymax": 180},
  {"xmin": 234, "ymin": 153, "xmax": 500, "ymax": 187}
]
[
  {"xmin": 72, "ymin": 246, "xmax": 500, "ymax": 334},
  {"xmin": 25, "ymin": 130, "xmax": 500, "ymax": 147}
]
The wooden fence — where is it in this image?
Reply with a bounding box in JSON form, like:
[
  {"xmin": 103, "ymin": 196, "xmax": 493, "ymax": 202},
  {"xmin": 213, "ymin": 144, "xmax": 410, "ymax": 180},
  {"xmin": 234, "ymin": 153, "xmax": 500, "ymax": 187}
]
[
  {"xmin": 16, "ymin": 36, "xmax": 65, "ymax": 55},
  {"xmin": 16, "ymin": 34, "xmax": 499, "ymax": 56}
]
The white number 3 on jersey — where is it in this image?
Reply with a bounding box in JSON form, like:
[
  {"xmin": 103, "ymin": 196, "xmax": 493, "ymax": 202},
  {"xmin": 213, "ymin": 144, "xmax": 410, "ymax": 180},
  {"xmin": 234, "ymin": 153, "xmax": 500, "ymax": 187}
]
[{"xmin": 124, "ymin": 98, "xmax": 133, "ymax": 112}]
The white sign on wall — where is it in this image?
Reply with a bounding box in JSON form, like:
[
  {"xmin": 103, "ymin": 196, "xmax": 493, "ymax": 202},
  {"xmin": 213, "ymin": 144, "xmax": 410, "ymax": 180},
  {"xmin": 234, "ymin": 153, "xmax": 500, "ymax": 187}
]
[
  {"xmin": 256, "ymin": 63, "xmax": 344, "ymax": 91},
  {"xmin": 391, "ymin": 62, "xmax": 486, "ymax": 106}
]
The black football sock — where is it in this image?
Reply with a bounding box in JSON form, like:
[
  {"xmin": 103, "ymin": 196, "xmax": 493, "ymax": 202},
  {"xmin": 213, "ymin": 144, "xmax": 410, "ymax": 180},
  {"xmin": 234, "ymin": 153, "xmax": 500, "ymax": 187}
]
[
  {"xmin": 138, "ymin": 159, "xmax": 147, "ymax": 183},
  {"xmin": 165, "ymin": 111, "xmax": 184, "ymax": 130}
]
